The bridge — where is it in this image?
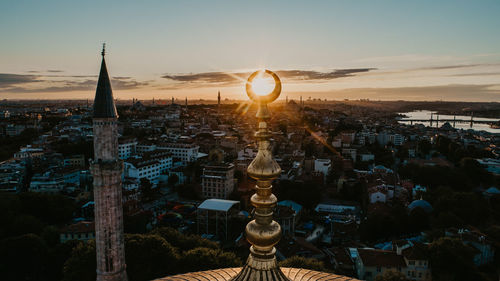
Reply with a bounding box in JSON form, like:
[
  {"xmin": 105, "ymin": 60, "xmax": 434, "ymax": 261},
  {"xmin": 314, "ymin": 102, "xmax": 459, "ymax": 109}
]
[{"xmin": 399, "ymin": 113, "xmax": 498, "ymax": 128}]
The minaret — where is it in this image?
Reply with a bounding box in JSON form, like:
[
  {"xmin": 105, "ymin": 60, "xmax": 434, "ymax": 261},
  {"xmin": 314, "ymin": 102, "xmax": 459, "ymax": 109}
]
[
  {"xmin": 185, "ymin": 97, "xmax": 188, "ymax": 109},
  {"xmin": 90, "ymin": 45, "xmax": 127, "ymax": 281},
  {"xmin": 172, "ymin": 96, "xmax": 174, "ymax": 105},
  {"xmin": 217, "ymin": 90, "xmax": 221, "ymax": 113}
]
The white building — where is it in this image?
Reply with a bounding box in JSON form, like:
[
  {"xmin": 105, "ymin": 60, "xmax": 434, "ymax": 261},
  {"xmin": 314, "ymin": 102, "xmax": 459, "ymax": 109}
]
[
  {"xmin": 136, "ymin": 142, "xmax": 199, "ymax": 163},
  {"xmin": 29, "ymin": 172, "xmax": 65, "ymax": 193},
  {"xmin": 118, "ymin": 138, "xmax": 137, "ymax": 160},
  {"xmin": 201, "ymin": 163, "xmax": 235, "ymax": 199},
  {"xmin": 314, "ymin": 158, "xmax": 331, "ymax": 178},
  {"xmin": 124, "ymin": 150, "xmax": 173, "ymax": 184},
  {"xmin": 14, "ymin": 145, "xmax": 44, "ymax": 160},
  {"xmin": 158, "ymin": 142, "xmax": 199, "ymax": 163},
  {"xmin": 390, "ymin": 134, "xmax": 405, "ymax": 146}
]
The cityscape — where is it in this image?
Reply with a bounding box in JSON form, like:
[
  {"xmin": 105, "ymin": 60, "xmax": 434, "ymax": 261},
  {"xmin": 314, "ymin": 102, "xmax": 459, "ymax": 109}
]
[{"xmin": 1, "ymin": 1, "xmax": 500, "ymax": 281}]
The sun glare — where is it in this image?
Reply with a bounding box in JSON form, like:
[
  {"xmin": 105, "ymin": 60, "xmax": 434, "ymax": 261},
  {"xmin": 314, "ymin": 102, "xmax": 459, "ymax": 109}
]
[{"xmin": 251, "ymin": 72, "xmax": 274, "ymax": 96}]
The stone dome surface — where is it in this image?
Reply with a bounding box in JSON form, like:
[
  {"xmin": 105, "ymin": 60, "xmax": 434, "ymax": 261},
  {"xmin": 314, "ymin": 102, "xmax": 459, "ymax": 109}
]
[
  {"xmin": 155, "ymin": 267, "xmax": 359, "ymax": 281},
  {"xmin": 408, "ymin": 199, "xmax": 433, "ymax": 213}
]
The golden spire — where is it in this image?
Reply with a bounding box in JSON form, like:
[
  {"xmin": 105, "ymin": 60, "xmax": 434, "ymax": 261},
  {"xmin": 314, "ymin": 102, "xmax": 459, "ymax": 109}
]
[{"xmin": 231, "ymin": 70, "xmax": 289, "ymax": 281}]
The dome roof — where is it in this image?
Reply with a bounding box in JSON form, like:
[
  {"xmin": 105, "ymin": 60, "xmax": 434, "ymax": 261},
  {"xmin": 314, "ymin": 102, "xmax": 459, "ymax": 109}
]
[
  {"xmin": 156, "ymin": 267, "xmax": 358, "ymax": 281},
  {"xmin": 408, "ymin": 199, "xmax": 433, "ymax": 213},
  {"xmin": 485, "ymin": 187, "xmax": 500, "ymax": 194}
]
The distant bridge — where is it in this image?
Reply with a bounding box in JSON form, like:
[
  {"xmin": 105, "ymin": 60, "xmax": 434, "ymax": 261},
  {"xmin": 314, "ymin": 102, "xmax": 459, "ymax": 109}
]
[{"xmin": 399, "ymin": 113, "xmax": 498, "ymax": 128}]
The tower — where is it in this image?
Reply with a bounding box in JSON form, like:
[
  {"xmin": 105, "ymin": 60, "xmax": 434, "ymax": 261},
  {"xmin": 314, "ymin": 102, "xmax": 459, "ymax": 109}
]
[
  {"xmin": 218, "ymin": 90, "xmax": 221, "ymax": 113},
  {"xmin": 90, "ymin": 45, "xmax": 127, "ymax": 281}
]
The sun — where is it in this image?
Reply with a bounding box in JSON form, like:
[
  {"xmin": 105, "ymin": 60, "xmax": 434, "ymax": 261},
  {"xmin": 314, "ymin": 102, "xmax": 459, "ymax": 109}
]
[{"xmin": 250, "ymin": 71, "xmax": 275, "ymax": 96}]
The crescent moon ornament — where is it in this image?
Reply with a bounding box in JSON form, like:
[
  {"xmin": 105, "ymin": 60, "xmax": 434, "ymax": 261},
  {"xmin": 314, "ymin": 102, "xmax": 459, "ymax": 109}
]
[{"xmin": 246, "ymin": 70, "xmax": 281, "ymax": 104}]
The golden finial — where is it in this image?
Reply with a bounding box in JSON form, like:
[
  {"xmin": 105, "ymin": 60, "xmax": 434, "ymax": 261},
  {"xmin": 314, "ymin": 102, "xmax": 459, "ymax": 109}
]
[
  {"xmin": 101, "ymin": 43, "xmax": 106, "ymax": 57},
  {"xmin": 231, "ymin": 70, "xmax": 289, "ymax": 281}
]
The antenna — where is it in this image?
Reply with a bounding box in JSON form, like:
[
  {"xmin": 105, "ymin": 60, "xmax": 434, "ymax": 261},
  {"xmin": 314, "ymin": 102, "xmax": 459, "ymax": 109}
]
[{"xmin": 101, "ymin": 43, "xmax": 106, "ymax": 56}]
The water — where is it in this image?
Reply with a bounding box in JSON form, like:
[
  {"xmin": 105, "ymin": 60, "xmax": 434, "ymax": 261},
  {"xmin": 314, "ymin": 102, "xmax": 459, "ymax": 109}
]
[{"xmin": 399, "ymin": 110, "xmax": 500, "ymax": 134}]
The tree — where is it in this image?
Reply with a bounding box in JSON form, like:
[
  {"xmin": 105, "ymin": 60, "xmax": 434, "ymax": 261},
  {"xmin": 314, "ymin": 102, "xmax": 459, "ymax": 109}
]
[
  {"xmin": 168, "ymin": 173, "xmax": 179, "ymax": 187},
  {"xmin": 151, "ymin": 227, "xmax": 218, "ymax": 251},
  {"xmin": 0, "ymin": 234, "xmax": 49, "ymax": 281},
  {"xmin": 125, "ymin": 234, "xmax": 179, "ymax": 281},
  {"xmin": 374, "ymin": 270, "xmax": 409, "ymax": 281},
  {"xmin": 428, "ymin": 237, "xmax": 479, "ymax": 281},
  {"xmin": 62, "ymin": 241, "xmax": 96, "ymax": 281},
  {"xmin": 140, "ymin": 178, "xmax": 156, "ymax": 202},
  {"xmin": 179, "ymin": 247, "xmax": 242, "ymax": 273},
  {"xmin": 279, "ymin": 256, "xmax": 328, "ymax": 272},
  {"xmin": 124, "ymin": 211, "xmax": 152, "ymax": 234},
  {"xmin": 417, "ymin": 139, "xmax": 432, "ymax": 156}
]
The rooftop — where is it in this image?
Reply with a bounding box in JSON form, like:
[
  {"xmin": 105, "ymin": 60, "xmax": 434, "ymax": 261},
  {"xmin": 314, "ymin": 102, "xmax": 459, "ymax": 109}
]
[
  {"xmin": 155, "ymin": 267, "xmax": 359, "ymax": 281},
  {"xmin": 198, "ymin": 199, "xmax": 239, "ymax": 212}
]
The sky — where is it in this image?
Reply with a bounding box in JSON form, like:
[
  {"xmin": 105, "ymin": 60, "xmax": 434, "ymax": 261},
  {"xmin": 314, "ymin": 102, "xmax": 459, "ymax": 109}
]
[{"xmin": 1, "ymin": 0, "xmax": 500, "ymax": 101}]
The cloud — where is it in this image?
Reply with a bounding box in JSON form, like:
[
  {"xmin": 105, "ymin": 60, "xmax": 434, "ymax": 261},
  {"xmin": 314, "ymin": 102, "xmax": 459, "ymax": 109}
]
[
  {"xmin": 162, "ymin": 68, "xmax": 375, "ymax": 85},
  {"xmin": 450, "ymin": 72, "xmax": 500, "ymax": 77},
  {"xmin": 0, "ymin": 73, "xmax": 41, "ymax": 88},
  {"xmin": 415, "ymin": 64, "xmax": 483, "ymax": 70},
  {"xmin": 0, "ymin": 72, "xmax": 149, "ymax": 93},
  {"xmin": 290, "ymin": 84, "xmax": 500, "ymax": 102}
]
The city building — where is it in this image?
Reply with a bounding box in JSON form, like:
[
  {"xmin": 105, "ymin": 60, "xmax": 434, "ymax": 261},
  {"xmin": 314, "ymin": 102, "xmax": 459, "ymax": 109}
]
[
  {"xmin": 118, "ymin": 137, "xmax": 138, "ymax": 160},
  {"xmin": 314, "ymin": 158, "xmax": 331, "ymax": 179},
  {"xmin": 124, "ymin": 150, "xmax": 173, "ymax": 184},
  {"xmin": 60, "ymin": 221, "xmax": 95, "ymax": 243},
  {"xmin": 201, "ymin": 162, "xmax": 235, "ymax": 199}
]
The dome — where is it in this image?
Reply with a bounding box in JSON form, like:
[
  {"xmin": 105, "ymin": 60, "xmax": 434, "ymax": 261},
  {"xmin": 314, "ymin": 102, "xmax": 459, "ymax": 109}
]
[
  {"xmin": 485, "ymin": 187, "xmax": 500, "ymax": 195},
  {"xmin": 156, "ymin": 267, "xmax": 358, "ymax": 281},
  {"xmin": 408, "ymin": 199, "xmax": 433, "ymax": 213}
]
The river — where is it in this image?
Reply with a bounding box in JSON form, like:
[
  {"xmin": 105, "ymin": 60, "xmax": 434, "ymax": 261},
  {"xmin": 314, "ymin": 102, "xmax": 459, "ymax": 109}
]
[{"xmin": 399, "ymin": 110, "xmax": 500, "ymax": 134}]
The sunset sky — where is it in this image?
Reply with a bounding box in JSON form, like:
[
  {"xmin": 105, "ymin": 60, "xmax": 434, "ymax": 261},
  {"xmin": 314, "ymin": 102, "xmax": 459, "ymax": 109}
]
[{"xmin": 1, "ymin": 0, "xmax": 500, "ymax": 101}]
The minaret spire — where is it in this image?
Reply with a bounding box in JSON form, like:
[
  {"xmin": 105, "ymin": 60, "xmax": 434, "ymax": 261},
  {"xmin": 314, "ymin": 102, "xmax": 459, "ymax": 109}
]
[
  {"xmin": 231, "ymin": 70, "xmax": 289, "ymax": 281},
  {"xmin": 217, "ymin": 90, "xmax": 221, "ymax": 114},
  {"xmin": 93, "ymin": 45, "xmax": 117, "ymax": 119},
  {"xmin": 91, "ymin": 46, "xmax": 128, "ymax": 281}
]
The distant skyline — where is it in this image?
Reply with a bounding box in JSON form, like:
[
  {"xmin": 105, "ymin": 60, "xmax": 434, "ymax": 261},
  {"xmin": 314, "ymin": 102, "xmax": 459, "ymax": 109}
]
[{"xmin": 1, "ymin": 0, "xmax": 500, "ymax": 101}]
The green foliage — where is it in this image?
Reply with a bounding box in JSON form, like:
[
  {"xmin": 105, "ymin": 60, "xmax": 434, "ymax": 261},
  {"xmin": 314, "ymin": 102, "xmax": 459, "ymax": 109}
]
[
  {"xmin": 124, "ymin": 211, "xmax": 152, "ymax": 234},
  {"xmin": 0, "ymin": 233, "xmax": 50, "ymax": 281},
  {"xmin": 276, "ymin": 180, "xmax": 322, "ymax": 209},
  {"xmin": 41, "ymin": 225, "xmax": 61, "ymax": 247},
  {"xmin": 179, "ymin": 247, "xmax": 242, "ymax": 273},
  {"xmin": 168, "ymin": 173, "xmax": 179, "ymax": 187},
  {"xmin": 0, "ymin": 128, "xmax": 40, "ymax": 161},
  {"xmin": 151, "ymin": 227, "xmax": 218, "ymax": 251},
  {"xmin": 62, "ymin": 241, "xmax": 96, "ymax": 281},
  {"xmin": 360, "ymin": 203, "xmax": 423, "ymax": 242},
  {"xmin": 432, "ymin": 191, "xmax": 489, "ymax": 226},
  {"xmin": 17, "ymin": 192, "xmax": 77, "ymax": 225},
  {"xmin": 279, "ymin": 256, "xmax": 328, "ymax": 272},
  {"xmin": 428, "ymin": 237, "xmax": 480, "ymax": 281},
  {"xmin": 374, "ymin": 270, "xmax": 409, "ymax": 281},
  {"xmin": 62, "ymin": 229, "xmax": 241, "ymax": 281},
  {"xmin": 0, "ymin": 193, "xmax": 76, "ymax": 240},
  {"xmin": 51, "ymin": 140, "xmax": 93, "ymax": 162},
  {"xmin": 399, "ymin": 161, "xmax": 494, "ymax": 192},
  {"xmin": 174, "ymin": 183, "xmax": 201, "ymax": 200},
  {"xmin": 125, "ymin": 234, "xmax": 179, "ymax": 281}
]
